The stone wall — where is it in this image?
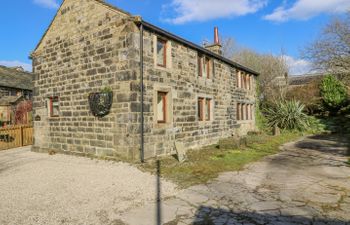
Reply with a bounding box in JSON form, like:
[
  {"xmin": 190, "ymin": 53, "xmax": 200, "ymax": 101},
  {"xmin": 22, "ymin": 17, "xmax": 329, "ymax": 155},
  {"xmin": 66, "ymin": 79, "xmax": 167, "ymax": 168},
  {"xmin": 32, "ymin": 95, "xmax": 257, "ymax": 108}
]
[
  {"xmin": 32, "ymin": 0, "xmax": 257, "ymax": 161},
  {"xmin": 139, "ymin": 30, "xmax": 256, "ymax": 158},
  {"xmin": 32, "ymin": 0, "xmax": 141, "ymax": 159}
]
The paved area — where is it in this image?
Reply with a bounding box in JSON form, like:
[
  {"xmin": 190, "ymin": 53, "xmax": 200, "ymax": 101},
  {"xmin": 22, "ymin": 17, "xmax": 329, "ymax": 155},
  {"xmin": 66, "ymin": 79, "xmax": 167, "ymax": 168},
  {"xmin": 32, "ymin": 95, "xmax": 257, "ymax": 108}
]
[
  {"xmin": 1, "ymin": 134, "xmax": 349, "ymax": 225},
  {"xmin": 0, "ymin": 147, "xmax": 177, "ymax": 225},
  {"xmin": 121, "ymin": 135, "xmax": 350, "ymax": 225}
]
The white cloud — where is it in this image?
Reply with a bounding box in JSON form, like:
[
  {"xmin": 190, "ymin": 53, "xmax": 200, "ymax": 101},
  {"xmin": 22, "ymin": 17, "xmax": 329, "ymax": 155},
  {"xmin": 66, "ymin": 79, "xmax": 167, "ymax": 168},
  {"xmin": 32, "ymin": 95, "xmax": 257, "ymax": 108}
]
[
  {"xmin": 33, "ymin": 0, "xmax": 59, "ymax": 9},
  {"xmin": 162, "ymin": 0, "xmax": 268, "ymax": 24},
  {"xmin": 284, "ymin": 55, "xmax": 314, "ymax": 75},
  {"xmin": 264, "ymin": 0, "xmax": 350, "ymax": 22},
  {"xmin": 0, "ymin": 60, "xmax": 32, "ymax": 72}
]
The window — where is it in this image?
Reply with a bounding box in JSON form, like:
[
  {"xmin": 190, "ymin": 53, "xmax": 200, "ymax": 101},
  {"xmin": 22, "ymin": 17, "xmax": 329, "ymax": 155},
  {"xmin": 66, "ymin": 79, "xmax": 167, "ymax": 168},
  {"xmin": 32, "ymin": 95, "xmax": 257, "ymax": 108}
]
[
  {"xmin": 198, "ymin": 54, "xmax": 212, "ymax": 79},
  {"xmin": 9, "ymin": 90, "xmax": 17, "ymax": 96},
  {"xmin": 237, "ymin": 71, "xmax": 241, "ymax": 88},
  {"xmin": 198, "ymin": 97, "xmax": 212, "ymax": 122},
  {"xmin": 250, "ymin": 104, "xmax": 254, "ymax": 120},
  {"xmin": 241, "ymin": 104, "xmax": 245, "ymax": 120},
  {"xmin": 204, "ymin": 57, "xmax": 211, "ymax": 78},
  {"xmin": 246, "ymin": 104, "xmax": 249, "ymax": 120},
  {"xmin": 157, "ymin": 92, "xmax": 167, "ymax": 123},
  {"xmin": 198, "ymin": 55, "xmax": 203, "ymax": 77},
  {"xmin": 49, "ymin": 97, "xmax": 59, "ymax": 117},
  {"xmin": 198, "ymin": 98, "xmax": 204, "ymax": 121},
  {"xmin": 236, "ymin": 103, "xmax": 241, "ymax": 120},
  {"xmin": 237, "ymin": 72, "xmax": 253, "ymax": 90},
  {"xmin": 157, "ymin": 38, "xmax": 167, "ymax": 67},
  {"xmin": 237, "ymin": 103, "xmax": 254, "ymax": 121},
  {"xmin": 206, "ymin": 99, "xmax": 211, "ymax": 121}
]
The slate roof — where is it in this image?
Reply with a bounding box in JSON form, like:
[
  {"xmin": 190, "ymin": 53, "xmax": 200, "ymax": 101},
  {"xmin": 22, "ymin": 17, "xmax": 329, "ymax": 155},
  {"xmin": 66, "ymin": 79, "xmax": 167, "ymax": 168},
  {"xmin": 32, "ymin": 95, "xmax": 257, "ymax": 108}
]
[
  {"xmin": 0, "ymin": 95, "xmax": 23, "ymax": 106},
  {"xmin": 0, "ymin": 65, "xmax": 34, "ymax": 90}
]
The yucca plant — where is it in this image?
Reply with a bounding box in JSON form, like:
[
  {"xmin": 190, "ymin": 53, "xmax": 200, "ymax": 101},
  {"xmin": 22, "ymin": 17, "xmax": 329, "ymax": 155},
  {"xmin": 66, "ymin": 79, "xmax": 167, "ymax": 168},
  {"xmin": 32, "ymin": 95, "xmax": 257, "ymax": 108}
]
[{"xmin": 264, "ymin": 100, "xmax": 309, "ymax": 131}]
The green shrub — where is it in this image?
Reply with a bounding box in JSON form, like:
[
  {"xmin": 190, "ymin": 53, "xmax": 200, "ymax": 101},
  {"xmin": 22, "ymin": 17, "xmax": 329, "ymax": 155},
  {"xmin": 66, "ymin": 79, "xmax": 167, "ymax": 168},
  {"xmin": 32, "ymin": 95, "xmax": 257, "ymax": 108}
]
[
  {"xmin": 307, "ymin": 116, "xmax": 327, "ymax": 134},
  {"xmin": 255, "ymin": 103, "xmax": 269, "ymax": 132},
  {"xmin": 320, "ymin": 75, "xmax": 348, "ymax": 112},
  {"xmin": 264, "ymin": 100, "xmax": 309, "ymax": 131}
]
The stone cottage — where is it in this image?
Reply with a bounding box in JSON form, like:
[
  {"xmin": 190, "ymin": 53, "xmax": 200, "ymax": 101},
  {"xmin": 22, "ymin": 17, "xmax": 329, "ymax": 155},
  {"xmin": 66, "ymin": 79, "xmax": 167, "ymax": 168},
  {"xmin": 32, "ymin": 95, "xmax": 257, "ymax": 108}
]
[
  {"xmin": 31, "ymin": 0, "xmax": 258, "ymax": 161},
  {"xmin": 0, "ymin": 65, "xmax": 33, "ymax": 126}
]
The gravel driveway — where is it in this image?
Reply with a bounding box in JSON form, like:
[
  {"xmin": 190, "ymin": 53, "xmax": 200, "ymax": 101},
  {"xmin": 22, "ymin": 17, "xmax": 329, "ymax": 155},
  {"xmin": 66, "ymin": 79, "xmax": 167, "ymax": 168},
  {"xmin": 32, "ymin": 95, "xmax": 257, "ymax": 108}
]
[{"xmin": 0, "ymin": 147, "xmax": 177, "ymax": 225}]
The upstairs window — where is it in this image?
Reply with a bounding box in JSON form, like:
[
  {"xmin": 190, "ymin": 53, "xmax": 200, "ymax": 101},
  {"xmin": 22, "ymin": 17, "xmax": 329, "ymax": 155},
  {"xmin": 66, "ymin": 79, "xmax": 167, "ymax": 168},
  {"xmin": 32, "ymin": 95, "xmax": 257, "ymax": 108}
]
[
  {"xmin": 237, "ymin": 71, "xmax": 253, "ymax": 90},
  {"xmin": 237, "ymin": 71, "xmax": 241, "ymax": 88},
  {"xmin": 156, "ymin": 38, "xmax": 167, "ymax": 67},
  {"xmin": 241, "ymin": 72, "xmax": 246, "ymax": 89},
  {"xmin": 204, "ymin": 57, "xmax": 211, "ymax": 78},
  {"xmin": 198, "ymin": 55, "xmax": 203, "ymax": 77},
  {"xmin": 198, "ymin": 54, "xmax": 213, "ymax": 79},
  {"xmin": 49, "ymin": 97, "xmax": 59, "ymax": 117},
  {"xmin": 157, "ymin": 92, "xmax": 167, "ymax": 123}
]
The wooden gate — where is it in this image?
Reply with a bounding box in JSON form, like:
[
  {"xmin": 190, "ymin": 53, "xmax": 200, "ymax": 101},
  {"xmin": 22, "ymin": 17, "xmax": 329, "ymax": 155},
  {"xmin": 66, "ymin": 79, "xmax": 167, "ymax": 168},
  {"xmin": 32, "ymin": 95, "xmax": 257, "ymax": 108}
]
[{"xmin": 0, "ymin": 125, "xmax": 33, "ymax": 151}]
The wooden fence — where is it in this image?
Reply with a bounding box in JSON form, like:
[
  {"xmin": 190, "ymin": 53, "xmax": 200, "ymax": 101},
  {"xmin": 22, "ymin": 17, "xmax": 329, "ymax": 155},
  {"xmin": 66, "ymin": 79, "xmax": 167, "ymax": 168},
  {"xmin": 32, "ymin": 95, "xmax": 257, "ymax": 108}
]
[{"xmin": 0, "ymin": 125, "xmax": 33, "ymax": 151}]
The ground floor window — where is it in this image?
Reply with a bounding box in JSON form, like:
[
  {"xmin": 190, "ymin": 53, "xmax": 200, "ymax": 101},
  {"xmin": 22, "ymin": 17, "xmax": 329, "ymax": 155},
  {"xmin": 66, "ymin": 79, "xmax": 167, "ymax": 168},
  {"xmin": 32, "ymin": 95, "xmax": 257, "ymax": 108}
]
[
  {"xmin": 49, "ymin": 97, "xmax": 59, "ymax": 117},
  {"xmin": 198, "ymin": 97, "xmax": 212, "ymax": 121},
  {"xmin": 237, "ymin": 103, "xmax": 254, "ymax": 121},
  {"xmin": 157, "ymin": 92, "xmax": 167, "ymax": 123}
]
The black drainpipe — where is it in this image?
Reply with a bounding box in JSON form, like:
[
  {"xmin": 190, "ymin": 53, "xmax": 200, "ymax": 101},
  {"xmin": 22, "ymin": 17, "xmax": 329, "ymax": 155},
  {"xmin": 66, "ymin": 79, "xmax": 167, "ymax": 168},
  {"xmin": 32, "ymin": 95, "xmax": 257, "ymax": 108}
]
[{"xmin": 140, "ymin": 23, "xmax": 145, "ymax": 163}]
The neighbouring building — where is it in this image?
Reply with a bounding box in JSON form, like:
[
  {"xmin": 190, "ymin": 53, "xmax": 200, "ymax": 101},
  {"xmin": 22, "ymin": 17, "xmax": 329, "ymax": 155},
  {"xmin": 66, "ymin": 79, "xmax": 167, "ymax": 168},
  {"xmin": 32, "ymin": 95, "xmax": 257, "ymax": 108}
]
[
  {"xmin": 31, "ymin": 0, "xmax": 259, "ymax": 161},
  {"xmin": 0, "ymin": 65, "xmax": 33, "ymax": 126},
  {"xmin": 288, "ymin": 73, "xmax": 326, "ymax": 87}
]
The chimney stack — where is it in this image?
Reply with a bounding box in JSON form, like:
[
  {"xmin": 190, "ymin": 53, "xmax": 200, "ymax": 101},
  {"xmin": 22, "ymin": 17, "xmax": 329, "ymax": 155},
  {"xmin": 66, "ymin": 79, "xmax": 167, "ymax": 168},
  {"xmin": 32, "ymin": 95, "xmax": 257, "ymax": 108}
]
[{"xmin": 204, "ymin": 27, "xmax": 222, "ymax": 55}]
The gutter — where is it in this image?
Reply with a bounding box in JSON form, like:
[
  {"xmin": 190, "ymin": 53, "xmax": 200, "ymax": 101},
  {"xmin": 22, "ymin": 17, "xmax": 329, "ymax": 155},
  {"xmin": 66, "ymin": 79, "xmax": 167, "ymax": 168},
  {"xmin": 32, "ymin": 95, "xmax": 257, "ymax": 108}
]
[{"xmin": 139, "ymin": 22, "xmax": 145, "ymax": 163}]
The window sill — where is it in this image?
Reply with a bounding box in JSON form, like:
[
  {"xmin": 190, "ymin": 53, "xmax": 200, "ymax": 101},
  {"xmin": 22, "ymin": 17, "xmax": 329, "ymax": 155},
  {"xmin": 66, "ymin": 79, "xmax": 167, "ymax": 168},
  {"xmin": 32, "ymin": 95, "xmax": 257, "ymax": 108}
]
[
  {"xmin": 198, "ymin": 120, "xmax": 213, "ymax": 125},
  {"xmin": 237, "ymin": 120, "xmax": 254, "ymax": 124},
  {"xmin": 198, "ymin": 76, "xmax": 213, "ymax": 81},
  {"xmin": 155, "ymin": 65, "xmax": 171, "ymax": 71},
  {"xmin": 237, "ymin": 87, "xmax": 254, "ymax": 91},
  {"xmin": 154, "ymin": 122, "xmax": 172, "ymax": 129}
]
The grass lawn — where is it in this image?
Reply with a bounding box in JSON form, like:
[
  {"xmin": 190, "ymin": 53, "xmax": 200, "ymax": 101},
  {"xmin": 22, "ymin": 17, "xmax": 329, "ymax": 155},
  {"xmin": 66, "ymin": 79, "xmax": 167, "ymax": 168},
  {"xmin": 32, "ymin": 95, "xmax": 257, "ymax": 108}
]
[{"xmin": 140, "ymin": 131, "xmax": 304, "ymax": 188}]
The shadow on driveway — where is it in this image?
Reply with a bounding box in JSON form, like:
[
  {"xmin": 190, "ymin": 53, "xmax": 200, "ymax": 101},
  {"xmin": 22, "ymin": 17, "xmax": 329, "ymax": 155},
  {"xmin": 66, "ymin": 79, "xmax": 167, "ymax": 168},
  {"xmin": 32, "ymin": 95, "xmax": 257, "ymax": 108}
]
[
  {"xmin": 296, "ymin": 134, "xmax": 350, "ymax": 157},
  {"xmin": 191, "ymin": 206, "xmax": 350, "ymax": 225}
]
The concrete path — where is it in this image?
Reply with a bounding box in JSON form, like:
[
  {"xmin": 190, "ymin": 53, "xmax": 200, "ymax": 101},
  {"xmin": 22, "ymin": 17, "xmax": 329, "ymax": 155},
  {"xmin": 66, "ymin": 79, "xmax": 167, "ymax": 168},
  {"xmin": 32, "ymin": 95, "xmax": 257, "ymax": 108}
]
[
  {"xmin": 0, "ymin": 147, "xmax": 177, "ymax": 225},
  {"xmin": 120, "ymin": 135, "xmax": 350, "ymax": 225}
]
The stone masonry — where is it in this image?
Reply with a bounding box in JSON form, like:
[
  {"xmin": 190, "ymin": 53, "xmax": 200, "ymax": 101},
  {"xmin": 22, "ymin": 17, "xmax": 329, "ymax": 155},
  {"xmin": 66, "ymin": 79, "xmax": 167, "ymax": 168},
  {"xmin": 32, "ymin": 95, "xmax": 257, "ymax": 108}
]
[{"xmin": 31, "ymin": 0, "xmax": 258, "ymax": 161}]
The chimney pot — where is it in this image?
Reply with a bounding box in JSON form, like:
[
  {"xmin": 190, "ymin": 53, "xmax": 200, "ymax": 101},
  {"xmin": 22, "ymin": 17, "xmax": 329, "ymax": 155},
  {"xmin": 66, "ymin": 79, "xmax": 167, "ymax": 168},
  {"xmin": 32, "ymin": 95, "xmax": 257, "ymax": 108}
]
[{"xmin": 214, "ymin": 27, "xmax": 220, "ymax": 45}]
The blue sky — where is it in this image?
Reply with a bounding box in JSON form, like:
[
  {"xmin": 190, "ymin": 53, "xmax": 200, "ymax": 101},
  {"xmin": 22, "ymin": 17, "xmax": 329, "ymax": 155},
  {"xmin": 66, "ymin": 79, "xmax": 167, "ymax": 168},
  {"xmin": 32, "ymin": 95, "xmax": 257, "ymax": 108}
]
[{"xmin": 1, "ymin": 0, "xmax": 349, "ymax": 75}]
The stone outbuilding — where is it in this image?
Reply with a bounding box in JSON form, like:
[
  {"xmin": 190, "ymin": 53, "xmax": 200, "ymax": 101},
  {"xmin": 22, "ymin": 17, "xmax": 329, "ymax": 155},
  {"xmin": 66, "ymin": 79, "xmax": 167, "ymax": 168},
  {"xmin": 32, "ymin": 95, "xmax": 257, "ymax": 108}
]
[
  {"xmin": 31, "ymin": 0, "xmax": 258, "ymax": 161},
  {"xmin": 0, "ymin": 65, "xmax": 33, "ymax": 125}
]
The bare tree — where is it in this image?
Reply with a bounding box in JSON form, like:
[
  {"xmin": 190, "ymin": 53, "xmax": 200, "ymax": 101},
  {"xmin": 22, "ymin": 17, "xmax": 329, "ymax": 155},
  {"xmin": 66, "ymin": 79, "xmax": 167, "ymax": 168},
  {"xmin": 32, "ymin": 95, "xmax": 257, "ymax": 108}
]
[
  {"xmin": 232, "ymin": 49, "xmax": 289, "ymax": 103},
  {"xmin": 303, "ymin": 12, "xmax": 350, "ymax": 84},
  {"xmin": 220, "ymin": 37, "xmax": 239, "ymax": 59}
]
